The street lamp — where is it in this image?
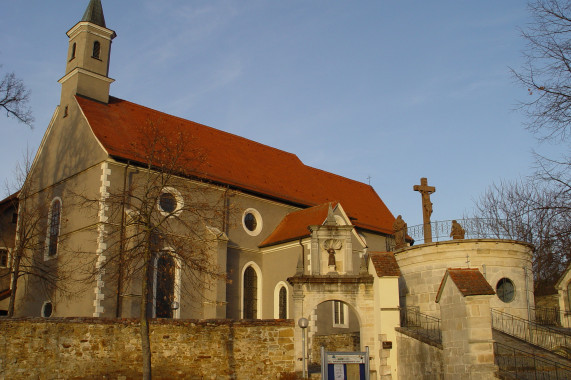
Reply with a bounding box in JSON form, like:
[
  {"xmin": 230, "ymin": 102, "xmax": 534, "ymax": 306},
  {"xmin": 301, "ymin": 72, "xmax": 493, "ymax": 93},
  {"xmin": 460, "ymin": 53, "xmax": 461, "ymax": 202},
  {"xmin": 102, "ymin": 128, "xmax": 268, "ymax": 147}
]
[{"xmin": 298, "ymin": 317, "xmax": 309, "ymax": 379}]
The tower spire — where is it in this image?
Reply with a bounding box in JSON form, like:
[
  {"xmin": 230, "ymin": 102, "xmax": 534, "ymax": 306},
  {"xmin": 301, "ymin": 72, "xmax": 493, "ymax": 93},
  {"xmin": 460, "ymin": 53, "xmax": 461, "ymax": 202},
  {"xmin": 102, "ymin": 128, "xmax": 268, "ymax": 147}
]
[
  {"xmin": 58, "ymin": 0, "xmax": 116, "ymax": 104},
  {"xmin": 82, "ymin": 0, "xmax": 106, "ymax": 28}
]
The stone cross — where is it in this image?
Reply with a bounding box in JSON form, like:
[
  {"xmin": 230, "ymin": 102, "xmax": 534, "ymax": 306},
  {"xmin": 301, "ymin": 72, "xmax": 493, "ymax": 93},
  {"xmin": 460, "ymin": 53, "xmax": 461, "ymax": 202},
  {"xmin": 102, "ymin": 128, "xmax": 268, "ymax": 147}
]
[{"xmin": 413, "ymin": 177, "xmax": 436, "ymax": 243}]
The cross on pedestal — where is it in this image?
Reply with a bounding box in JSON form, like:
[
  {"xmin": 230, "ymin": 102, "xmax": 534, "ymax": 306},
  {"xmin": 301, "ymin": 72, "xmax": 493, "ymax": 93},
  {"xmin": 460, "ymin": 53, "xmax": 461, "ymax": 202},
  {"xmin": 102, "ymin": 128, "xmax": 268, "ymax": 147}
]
[{"xmin": 413, "ymin": 177, "xmax": 436, "ymax": 243}]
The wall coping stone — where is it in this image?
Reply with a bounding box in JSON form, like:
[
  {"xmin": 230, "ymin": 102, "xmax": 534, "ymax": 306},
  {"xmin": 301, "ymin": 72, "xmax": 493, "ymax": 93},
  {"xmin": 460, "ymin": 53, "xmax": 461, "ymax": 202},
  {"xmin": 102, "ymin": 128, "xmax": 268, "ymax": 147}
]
[
  {"xmin": 395, "ymin": 327, "xmax": 443, "ymax": 350},
  {"xmin": 395, "ymin": 238, "xmax": 534, "ymax": 255},
  {"xmin": 0, "ymin": 316, "xmax": 295, "ymax": 327}
]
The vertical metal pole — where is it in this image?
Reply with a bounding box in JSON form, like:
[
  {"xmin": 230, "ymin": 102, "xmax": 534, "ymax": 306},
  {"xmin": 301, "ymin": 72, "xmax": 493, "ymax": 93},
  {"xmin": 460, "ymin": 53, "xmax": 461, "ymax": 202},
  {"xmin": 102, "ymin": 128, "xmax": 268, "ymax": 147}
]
[{"xmin": 302, "ymin": 328, "xmax": 307, "ymax": 379}]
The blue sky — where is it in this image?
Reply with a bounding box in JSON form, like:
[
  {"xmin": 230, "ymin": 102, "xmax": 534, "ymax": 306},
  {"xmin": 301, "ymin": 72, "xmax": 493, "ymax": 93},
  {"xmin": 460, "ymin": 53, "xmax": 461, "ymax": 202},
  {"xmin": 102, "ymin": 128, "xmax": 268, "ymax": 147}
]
[{"xmin": 0, "ymin": 1, "xmax": 559, "ymax": 226}]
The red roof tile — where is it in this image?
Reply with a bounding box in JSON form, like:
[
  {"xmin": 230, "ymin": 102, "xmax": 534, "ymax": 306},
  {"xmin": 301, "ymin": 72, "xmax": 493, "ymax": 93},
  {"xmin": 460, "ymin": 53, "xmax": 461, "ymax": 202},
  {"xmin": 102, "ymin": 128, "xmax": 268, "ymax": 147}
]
[
  {"xmin": 436, "ymin": 268, "xmax": 495, "ymax": 302},
  {"xmin": 77, "ymin": 96, "xmax": 396, "ymax": 234},
  {"xmin": 369, "ymin": 252, "xmax": 401, "ymax": 277},
  {"xmin": 259, "ymin": 203, "xmax": 334, "ymax": 247}
]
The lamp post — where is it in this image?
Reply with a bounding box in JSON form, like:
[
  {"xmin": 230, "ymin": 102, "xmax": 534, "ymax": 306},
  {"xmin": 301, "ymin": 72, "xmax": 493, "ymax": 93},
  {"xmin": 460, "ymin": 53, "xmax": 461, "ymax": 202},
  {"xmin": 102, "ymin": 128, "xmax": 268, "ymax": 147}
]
[{"xmin": 298, "ymin": 317, "xmax": 309, "ymax": 379}]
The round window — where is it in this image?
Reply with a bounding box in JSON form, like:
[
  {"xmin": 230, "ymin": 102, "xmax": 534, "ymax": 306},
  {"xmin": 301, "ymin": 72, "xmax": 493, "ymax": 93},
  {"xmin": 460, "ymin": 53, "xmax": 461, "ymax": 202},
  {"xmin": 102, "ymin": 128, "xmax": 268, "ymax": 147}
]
[
  {"xmin": 157, "ymin": 188, "xmax": 183, "ymax": 216},
  {"xmin": 159, "ymin": 192, "xmax": 177, "ymax": 213},
  {"xmin": 242, "ymin": 208, "xmax": 262, "ymax": 236},
  {"xmin": 42, "ymin": 301, "xmax": 53, "ymax": 317},
  {"xmin": 496, "ymin": 278, "xmax": 515, "ymax": 303},
  {"xmin": 244, "ymin": 212, "xmax": 257, "ymax": 231}
]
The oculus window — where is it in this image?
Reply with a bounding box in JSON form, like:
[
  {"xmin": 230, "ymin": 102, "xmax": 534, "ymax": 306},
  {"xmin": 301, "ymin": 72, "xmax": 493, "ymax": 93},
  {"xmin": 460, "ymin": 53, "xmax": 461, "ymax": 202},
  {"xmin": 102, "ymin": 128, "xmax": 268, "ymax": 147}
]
[
  {"xmin": 496, "ymin": 278, "xmax": 515, "ymax": 303},
  {"xmin": 42, "ymin": 301, "xmax": 53, "ymax": 318},
  {"xmin": 242, "ymin": 208, "xmax": 262, "ymax": 236},
  {"xmin": 157, "ymin": 188, "xmax": 183, "ymax": 217}
]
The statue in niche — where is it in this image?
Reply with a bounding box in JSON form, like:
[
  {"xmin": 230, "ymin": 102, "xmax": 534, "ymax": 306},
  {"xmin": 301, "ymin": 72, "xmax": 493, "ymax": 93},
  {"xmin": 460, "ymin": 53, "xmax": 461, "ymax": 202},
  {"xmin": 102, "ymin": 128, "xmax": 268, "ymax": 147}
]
[
  {"xmin": 393, "ymin": 215, "xmax": 408, "ymax": 250},
  {"xmin": 450, "ymin": 220, "xmax": 465, "ymax": 240},
  {"xmin": 323, "ymin": 239, "xmax": 343, "ymax": 271}
]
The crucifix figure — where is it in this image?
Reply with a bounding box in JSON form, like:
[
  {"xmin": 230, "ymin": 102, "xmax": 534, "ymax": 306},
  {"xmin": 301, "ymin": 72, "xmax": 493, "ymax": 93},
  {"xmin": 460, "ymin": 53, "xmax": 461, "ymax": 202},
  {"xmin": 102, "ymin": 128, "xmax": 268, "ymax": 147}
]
[{"xmin": 413, "ymin": 177, "xmax": 436, "ymax": 243}]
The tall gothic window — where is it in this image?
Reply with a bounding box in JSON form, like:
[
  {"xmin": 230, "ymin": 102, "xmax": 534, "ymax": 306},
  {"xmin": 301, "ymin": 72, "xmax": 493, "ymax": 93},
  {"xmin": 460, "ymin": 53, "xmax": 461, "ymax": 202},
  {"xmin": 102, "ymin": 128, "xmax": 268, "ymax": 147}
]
[
  {"xmin": 47, "ymin": 198, "xmax": 61, "ymax": 257},
  {"xmin": 243, "ymin": 266, "xmax": 257, "ymax": 319},
  {"xmin": 92, "ymin": 41, "xmax": 101, "ymax": 59},
  {"xmin": 155, "ymin": 254, "xmax": 176, "ymax": 318},
  {"xmin": 278, "ymin": 286, "xmax": 287, "ymax": 319}
]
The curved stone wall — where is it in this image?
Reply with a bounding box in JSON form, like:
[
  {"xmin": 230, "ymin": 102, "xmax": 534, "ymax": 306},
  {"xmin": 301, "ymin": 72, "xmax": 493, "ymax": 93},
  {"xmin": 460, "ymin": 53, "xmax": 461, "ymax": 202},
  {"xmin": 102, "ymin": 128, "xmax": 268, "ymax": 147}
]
[{"xmin": 395, "ymin": 239, "xmax": 534, "ymax": 320}]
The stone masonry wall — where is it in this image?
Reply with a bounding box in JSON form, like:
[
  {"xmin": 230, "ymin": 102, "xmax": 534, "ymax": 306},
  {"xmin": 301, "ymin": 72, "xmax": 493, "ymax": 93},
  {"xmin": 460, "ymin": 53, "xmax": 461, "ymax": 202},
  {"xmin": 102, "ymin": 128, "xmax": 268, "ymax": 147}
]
[
  {"xmin": 396, "ymin": 330, "xmax": 443, "ymax": 380},
  {"xmin": 0, "ymin": 318, "xmax": 295, "ymax": 379},
  {"xmin": 311, "ymin": 332, "xmax": 360, "ymax": 364}
]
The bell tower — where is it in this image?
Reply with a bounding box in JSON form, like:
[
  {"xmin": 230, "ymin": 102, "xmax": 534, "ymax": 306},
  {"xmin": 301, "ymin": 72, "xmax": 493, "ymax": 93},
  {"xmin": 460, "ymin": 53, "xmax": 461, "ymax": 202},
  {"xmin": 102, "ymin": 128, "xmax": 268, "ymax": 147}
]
[{"xmin": 58, "ymin": 0, "xmax": 116, "ymax": 104}]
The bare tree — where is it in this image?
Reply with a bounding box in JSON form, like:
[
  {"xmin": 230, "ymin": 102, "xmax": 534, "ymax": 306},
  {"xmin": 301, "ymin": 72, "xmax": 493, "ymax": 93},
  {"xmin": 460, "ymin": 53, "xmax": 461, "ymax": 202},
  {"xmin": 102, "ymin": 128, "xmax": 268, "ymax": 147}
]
[
  {"xmin": 472, "ymin": 176, "xmax": 570, "ymax": 294},
  {"xmin": 81, "ymin": 120, "xmax": 232, "ymax": 379},
  {"xmin": 3, "ymin": 154, "xmax": 77, "ymax": 317},
  {"xmin": 0, "ymin": 66, "xmax": 33, "ymax": 128}
]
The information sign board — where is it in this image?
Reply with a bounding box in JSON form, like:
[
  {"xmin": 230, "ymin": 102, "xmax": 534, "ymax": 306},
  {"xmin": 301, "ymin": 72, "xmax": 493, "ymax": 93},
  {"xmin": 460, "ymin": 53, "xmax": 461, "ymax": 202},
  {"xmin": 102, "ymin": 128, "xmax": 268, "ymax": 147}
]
[{"xmin": 321, "ymin": 346, "xmax": 370, "ymax": 380}]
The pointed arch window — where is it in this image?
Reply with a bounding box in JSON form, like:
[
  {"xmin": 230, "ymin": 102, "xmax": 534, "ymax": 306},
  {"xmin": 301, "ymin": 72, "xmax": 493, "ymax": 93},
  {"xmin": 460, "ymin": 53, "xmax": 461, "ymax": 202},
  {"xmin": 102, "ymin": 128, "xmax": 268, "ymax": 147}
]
[
  {"xmin": 92, "ymin": 41, "xmax": 101, "ymax": 59},
  {"xmin": 148, "ymin": 249, "xmax": 180, "ymax": 319},
  {"xmin": 46, "ymin": 198, "xmax": 62, "ymax": 259},
  {"xmin": 243, "ymin": 266, "xmax": 258, "ymax": 319}
]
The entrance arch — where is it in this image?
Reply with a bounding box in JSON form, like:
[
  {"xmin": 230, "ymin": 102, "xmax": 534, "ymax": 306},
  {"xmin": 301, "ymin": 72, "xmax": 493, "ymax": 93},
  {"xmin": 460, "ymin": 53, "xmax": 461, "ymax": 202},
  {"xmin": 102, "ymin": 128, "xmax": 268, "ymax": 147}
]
[
  {"xmin": 310, "ymin": 299, "xmax": 362, "ymax": 365},
  {"xmin": 288, "ymin": 275, "xmax": 376, "ymax": 374}
]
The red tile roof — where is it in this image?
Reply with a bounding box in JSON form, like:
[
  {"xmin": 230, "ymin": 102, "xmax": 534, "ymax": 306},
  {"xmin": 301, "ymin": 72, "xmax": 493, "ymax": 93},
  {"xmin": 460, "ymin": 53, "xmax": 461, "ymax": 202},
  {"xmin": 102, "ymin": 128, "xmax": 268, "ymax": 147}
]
[
  {"xmin": 369, "ymin": 252, "xmax": 401, "ymax": 277},
  {"xmin": 436, "ymin": 268, "xmax": 495, "ymax": 302},
  {"xmin": 77, "ymin": 96, "xmax": 396, "ymax": 235},
  {"xmin": 259, "ymin": 202, "xmax": 334, "ymax": 247}
]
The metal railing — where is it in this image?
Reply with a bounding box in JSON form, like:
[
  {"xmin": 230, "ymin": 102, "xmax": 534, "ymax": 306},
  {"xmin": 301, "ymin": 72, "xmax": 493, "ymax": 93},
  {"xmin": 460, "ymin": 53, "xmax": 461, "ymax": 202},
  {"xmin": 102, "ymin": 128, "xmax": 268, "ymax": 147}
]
[
  {"xmin": 533, "ymin": 306, "xmax": 562, "ymax": 327},
  {"xmin": 492, "ymin": 309, "xmax": 571, "ymax": 358},
  {"xmin": 494, "ymin": 341, "xmax": 571, "ymax": 380},
  {"xmin": 407, "ymin": 218, "xmax": 531, "ymax": 245},
  {"xmin": 399, "ymin": 307, "xmax": 442, "ymax": 344}
]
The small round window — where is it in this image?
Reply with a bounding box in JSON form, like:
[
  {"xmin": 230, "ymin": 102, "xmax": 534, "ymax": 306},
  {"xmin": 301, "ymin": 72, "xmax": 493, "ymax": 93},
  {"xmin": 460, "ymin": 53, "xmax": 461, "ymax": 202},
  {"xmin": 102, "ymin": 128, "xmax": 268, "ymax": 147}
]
[
  {"xmin": 157, "ymin": 188, "xmax": 183, "ymax": 216},
  {"xmin": 243, "ymin": 208, "xmax": 262, "ymax": 236},
  {"xmin": 496, "ymin": 278, "xmax": 515, "ymax": 303},
  {"xmin": 159, "ymin": 193, "xmax": 176, "ymax": 213},
  {"xmin": 42, "ymin": 301, "xmax": 53, "ymax": 317}
]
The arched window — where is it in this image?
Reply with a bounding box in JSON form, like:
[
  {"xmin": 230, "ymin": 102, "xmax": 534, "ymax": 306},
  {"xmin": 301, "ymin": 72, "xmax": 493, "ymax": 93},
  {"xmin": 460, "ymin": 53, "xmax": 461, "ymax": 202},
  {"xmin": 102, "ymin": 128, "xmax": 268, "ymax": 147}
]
[
  {"xmin": 92, "ymin": 41, "xmax": 101, "ymax": 59},
  {"xmin": 70, "ymin": 43, "xmax": 76, "ymax": 61},
  {"xmin": 155, "ymin": 254, "xmax": 176, "ymax": 318},
  {"xmin": 243, "ymin": 266, "xmax": 258, "ymax": 319},
  {"xmin": 279, "ymin": 286, "xmax": 287, "ymax": 319},
  {"xmin": 46, "ymin": 198, "xmax": 61, "ymax": 258}
]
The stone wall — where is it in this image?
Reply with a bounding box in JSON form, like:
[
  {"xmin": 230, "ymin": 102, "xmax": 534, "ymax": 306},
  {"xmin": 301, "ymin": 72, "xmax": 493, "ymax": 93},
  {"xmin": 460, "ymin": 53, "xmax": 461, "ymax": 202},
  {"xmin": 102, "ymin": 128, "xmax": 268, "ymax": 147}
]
[
  {"xmin": 311, "ymin": 332, "xmax": 360, "ymax": 364},
  {"xmin": 0, "ymin": 318, "xmax": 296, "ymax": 379},
  {"xmin": 396, "ymin": 330, "xmax": 443, "ymax": 379},
  {"xmin": 396, "ymin": 240, "xmax": 534, "ymax": 320}
]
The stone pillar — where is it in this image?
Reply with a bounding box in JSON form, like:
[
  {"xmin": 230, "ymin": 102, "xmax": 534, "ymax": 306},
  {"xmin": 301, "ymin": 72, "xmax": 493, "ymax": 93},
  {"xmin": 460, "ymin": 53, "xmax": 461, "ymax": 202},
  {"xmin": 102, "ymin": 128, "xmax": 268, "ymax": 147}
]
[
  {"xmin": 437, "ymin": 277, "xmax": 497, "ymax": 379},
  {"xmin": 292, "ymin": 282, "xmax": 306, "ymax": 373}
]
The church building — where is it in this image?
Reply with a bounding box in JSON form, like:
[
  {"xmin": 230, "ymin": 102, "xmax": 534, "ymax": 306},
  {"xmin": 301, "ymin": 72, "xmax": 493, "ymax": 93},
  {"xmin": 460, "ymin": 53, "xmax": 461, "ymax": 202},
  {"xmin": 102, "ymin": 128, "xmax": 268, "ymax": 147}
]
[{"xmin": 2, "ymin": 1, "xmax": 544, "ymax": 379}]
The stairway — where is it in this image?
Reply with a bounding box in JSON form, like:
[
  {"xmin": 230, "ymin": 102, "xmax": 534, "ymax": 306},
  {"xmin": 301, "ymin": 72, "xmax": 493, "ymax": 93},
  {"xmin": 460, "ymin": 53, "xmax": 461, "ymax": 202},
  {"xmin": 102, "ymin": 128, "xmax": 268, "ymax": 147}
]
[{"xmin": 491, "ymin": 309, "xmax": 571, "ymax": 379}]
